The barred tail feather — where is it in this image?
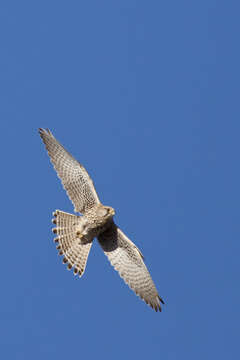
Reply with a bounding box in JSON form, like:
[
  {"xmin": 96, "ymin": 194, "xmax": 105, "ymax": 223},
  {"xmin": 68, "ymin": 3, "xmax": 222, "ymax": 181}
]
[{"xmin": 52, "ymin": 210, "xmax": 93, "ymax": 276}]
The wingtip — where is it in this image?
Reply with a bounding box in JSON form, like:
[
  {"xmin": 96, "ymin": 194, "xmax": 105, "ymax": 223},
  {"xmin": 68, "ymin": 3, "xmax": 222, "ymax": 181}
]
[
  {"xmin": 38, "ymin": 128, "xmax": 52, "ymax": 137},
  {"xmin": 38, "ymin": 128, "xmax": 44, "ymax": 136},
  {"xmin": 158, "ymin": 295, "xmax": 165, "ymax": 305}
]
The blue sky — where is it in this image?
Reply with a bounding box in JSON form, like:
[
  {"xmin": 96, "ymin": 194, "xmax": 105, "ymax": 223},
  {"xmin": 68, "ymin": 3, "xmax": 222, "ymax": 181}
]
[{"xmin": 1, "ymin": 1, "xmax": 239, "ymax": 359}]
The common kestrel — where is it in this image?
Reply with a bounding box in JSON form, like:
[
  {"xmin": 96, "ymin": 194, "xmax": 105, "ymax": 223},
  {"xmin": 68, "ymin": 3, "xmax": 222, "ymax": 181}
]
[{"xmin": 39, "ymin": 128, "xmax": 164, "ymax": 311}]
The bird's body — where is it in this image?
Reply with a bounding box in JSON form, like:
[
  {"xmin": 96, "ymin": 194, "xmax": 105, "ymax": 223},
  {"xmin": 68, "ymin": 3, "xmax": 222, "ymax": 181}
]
[
  {"xmin": 77, "ymin": 204, "xmax": 115, "ymax": 240},
  {"xmin": 39, "ymin": 128, "xmax": 164, "ymax": 311}
]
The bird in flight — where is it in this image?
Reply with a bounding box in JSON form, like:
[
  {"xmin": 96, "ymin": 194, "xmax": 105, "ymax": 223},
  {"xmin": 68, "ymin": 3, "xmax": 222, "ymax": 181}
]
[{"xmin": 39, "ymin": 128, "xmax": 164, "ymax": 311}]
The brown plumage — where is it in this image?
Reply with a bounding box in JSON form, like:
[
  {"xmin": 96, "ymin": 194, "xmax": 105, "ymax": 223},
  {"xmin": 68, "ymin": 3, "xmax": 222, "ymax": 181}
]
[{"xmin": 39, "ymin": 128, "xmax": 164, "ymax": 311}]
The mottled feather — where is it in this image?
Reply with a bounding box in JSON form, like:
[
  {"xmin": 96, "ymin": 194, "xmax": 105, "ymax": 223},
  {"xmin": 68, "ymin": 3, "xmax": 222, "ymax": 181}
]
[
  {"xmin": 98, "ymin": 224, "xmax": 164, "ymax": 311},
  {"xmin": 52, "ymin": 210, "xmax": 93, "ymax": 276},
  {"xmin": 39, "ymin": 128, "xmax": 100, "ymax": 214},
  {"xmin": 39, "ymin": 129, "xmax": 164, "ymax": 312}
]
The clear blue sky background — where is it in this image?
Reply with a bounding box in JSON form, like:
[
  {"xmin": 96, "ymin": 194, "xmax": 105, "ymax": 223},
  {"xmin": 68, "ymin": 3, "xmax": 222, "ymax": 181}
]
[{"xmin": 0, "ymin": 1, "xmax": 239, "ymax": 359}]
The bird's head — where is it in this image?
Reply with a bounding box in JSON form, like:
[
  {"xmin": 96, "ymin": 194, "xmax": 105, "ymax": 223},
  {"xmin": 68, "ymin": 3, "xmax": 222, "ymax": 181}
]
[
  {"xmin": 106, "ymin": 206, "xmax": 115, "ymax": 217},
  {"xmin": 97, "ymin": 205, "xmax": 115, "ymax": 219}
]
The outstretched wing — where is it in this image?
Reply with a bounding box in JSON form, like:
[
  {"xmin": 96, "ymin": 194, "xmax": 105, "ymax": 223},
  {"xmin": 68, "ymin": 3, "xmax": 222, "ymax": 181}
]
[
  {"xmin": 39, "ymin": 128, "xmax": 100, "ymax": 214},
  {"xmin": 98, "ymin": 224, "xmax": 164, "ymax": 311}
]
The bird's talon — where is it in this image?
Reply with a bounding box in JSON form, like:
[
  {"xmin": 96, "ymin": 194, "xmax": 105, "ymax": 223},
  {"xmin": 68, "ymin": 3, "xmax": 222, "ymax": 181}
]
[{"xmin": 76, "ymin": 231, "xmax": 83, "ymax": 239}]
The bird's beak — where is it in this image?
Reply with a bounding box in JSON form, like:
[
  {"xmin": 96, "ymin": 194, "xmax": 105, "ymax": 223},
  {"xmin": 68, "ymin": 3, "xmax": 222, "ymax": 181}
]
[{"xmin": 111, "ymin": 209, "xmax": 115, "ymax": 216}]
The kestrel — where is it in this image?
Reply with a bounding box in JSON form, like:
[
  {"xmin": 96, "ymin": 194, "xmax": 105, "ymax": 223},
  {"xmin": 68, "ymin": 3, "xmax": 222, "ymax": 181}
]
[{"xmin": 39, "ymin": 128, "xmax": 164, "ymax": 311}]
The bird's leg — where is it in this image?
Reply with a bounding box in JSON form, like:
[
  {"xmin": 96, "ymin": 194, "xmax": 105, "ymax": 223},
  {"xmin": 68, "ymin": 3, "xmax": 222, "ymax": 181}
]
[
  {"xmin": 76, "ymin": 218, "xmax": 88, "ymax": 240},
  {"xmin": 76, "ymin": 231, "xmax": 84, "ymax": 239},
  {"xmin": 76, "ymin": 226, "xmax": 86, "ymax": 239}
]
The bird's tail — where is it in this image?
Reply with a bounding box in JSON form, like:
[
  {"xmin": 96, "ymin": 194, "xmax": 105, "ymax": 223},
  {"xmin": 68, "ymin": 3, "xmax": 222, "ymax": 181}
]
[{"xmin": 52, "ymin": 210, "xmax": 93, "ymax": 277}]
